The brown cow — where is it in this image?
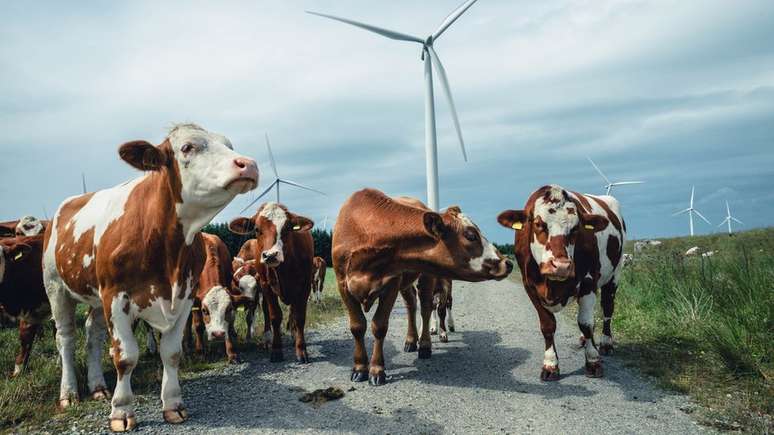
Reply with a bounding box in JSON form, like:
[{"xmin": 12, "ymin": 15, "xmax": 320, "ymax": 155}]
[
  {"xmin": 231, "ymin": 239, "xmax": 261, "ymax": 341},
  {"xmin": 0, "ymin": 234, "xmax": 49, "ymax": 376},
  {"xmin": 498, "ymin": 184, "xmax": 624, "ymax": 381},
  {"xmin": 190, "ymin": 233, "xmax": 242, "ymax": 363},
  {"xmin": 333, "ymin": 189, "xmax": 512, "ymax": 385},
  {"xmin": 229, "ymin": 202, "xmax": 314, "ymax": 363},
  {"xmin": 43, "ymin": 124, "xmax": 258, "ymax": 431},
  {"xmin": 311, "ymin": 256, "xmax": 327, "ymax": 303},
  {"xmin": 428, "ymin": 277, "xmax": 454, "ymax": 342},
  {"xmin": 0, "ymin": 216, "xmax": 47, "ymax": 238}
]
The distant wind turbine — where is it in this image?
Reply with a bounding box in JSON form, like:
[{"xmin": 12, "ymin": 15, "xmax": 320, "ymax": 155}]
[
  {"xmin": 672, "ymin": 186, "xmax": 711, "ymax": 236},
  {"xmin": 308, "ymin": 0, "xmax": 477, "ymax": 211},
  {"xmin": 81, "ymin": 173, "xmax": 87, "ymax": 194},
  {"xmin": 240, "ymin": 133, "xmax": 325, "ymax": 213},
  {"xmin": 321, "ymin": 215, "xmax": 328, "ymax": 232},
  {"xmin": 587, "ymin": 157, "xmax": 644, "ymax": 196},
  {"xmin": 717, "ymin": 200, "xmax": 743, "ymax": 235}
]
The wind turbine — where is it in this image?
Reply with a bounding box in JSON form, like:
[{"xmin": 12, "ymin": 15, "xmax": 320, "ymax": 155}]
[
  {"xmin": 717, "ymin": 200, "xmax": 743, "ymax": 235},
  {"xmin": 672, "ymin": 186, "xmax": 711, "ymax": 236},
  {"xmin": 240, "ymin": 133, "xmax": 325, "ymax": 213},
  {"xmin": 307, "ymin": 0, "xmax": 476, "ymax": 211},
  {"xmin": 587, "ymin": 157, "xmax": 644, "ymax": 195},
  {"xmin": 81, "ymin": 173, "xmax": 87, "ymax": 194}
]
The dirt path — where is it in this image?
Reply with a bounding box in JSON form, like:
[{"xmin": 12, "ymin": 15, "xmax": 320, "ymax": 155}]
[{"xmin": 80, "ymin": 278, "xmax": 709, "ymax": 434}]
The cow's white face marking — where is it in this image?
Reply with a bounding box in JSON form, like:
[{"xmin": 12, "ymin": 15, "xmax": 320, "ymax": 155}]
[
  {"xmin": 238, "ymin": 274, "xmax": 258, "ymax": 300},
  {"xmin": 531, "ymin": 185, "xmax": 580, "ymax": 269},
  {"xmin": 201, "ymin": 286, "xmax": 232, "ymax": 339},
  {"xmin": 169, "ymin": 124, "xmax": 257, "ymax": 244},
  {"xmin": 455, "ymin": 212, "xmax": 501, "ymax": 272},
  {"xmin": 16, "ymin": 216, "xmax": 43, "ymax": 236},
  {"xmin": 258, "ymin": 203, "xmax": 287, "ymax": 265}
]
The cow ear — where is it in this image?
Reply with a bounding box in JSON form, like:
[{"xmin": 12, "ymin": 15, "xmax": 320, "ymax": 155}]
[
  {"xmin": 7, "ymin": 243, "xmax": 32, "ymax": 262},
  {"xmin": 445, "ymin": 205, "xmax": 462, "ymax": 215},
  {"xmin": 289, "ymin": 215, "xmax": 314, "ymax": 232},
  {"xmin": 119, "ymin": 140, "xmax": 168, "ymax": 171},
  {"xmin": 423, "ymin": 212, "xmax": 446, "ymax": 240},
  {"xmin": 581, "ymin": 215, "xmax": 608, "ymax": 232},
  {"xmin": 0, "ymin": 226, "xmax": 14, "ymax": 238},
  {"xmin": 498, "ymin": 210, "xmax": 527, "ymax": 231},
  {"xmin": 228, "ymin": 217, "xmax": 255, "ymax": 235}
]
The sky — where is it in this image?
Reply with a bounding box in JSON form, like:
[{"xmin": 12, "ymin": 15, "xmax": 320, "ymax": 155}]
[{"xmin": 1, "ymin": 0, "xmax": 773, "ymax": 243}]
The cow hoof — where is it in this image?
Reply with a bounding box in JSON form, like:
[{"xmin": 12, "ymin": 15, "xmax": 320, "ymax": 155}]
[
  {"xmin": 429, "ymin": 327, "xmax": 437, "ymax": 335},
  {"xmin": 439, "ymin": 332, "xmax": 448, "ymax": 343},
  {"xmin": 296, "ymin": 353, "xmax": 310, "ymax": 364},
  {"xmin": 109, "ymin": 415, "xmax": 137, "ymax": 432},
  {"xmin": 92, "ymin": 387, "xmax": 112, "ymax": 401},
  {"xmin": 351, "ymin": 370, "xmax": 369, "ymax": 383},
  {"xmin": 585, "ymin": 361, "xmax": 604, "ymax": 378},
  {"xmin": 163, "ymin": 406, "xmax": 188, "ymax": 424},
  {"xmin": 418, "ymin": 347, "xmax": 432, "ymax": 359},
  {"xmin": 270, "ymin": 350, "xmax": 284, "ymax": 362},
  {"xmin": 577, "ymin": 335, "xmax": 587, "ymax": 349},
  {"xmin": 57, "ymin": 395, "xmax": 79, "ymax": 410},
  {"xmin": 599, "ymin": 344, "xmax": 614, "ymax": 355},
  {"xmin": 540, "ymin": 366, "xmax": 560, "ymax": 382},
  {"xmin": 227, "ymin": 356, "xmax": 240, "ymax": 365},
  {"xmin": 369, "ymin": 372, "xmax": 386, "ymax": 386},
  {"xmin": 404, "ymin": 342, "xmax": 417, "ymax": 352}
]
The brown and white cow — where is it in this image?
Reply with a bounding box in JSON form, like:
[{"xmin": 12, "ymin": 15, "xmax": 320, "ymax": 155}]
[
  {"xmin": 311, "ymin": 256, "xmax": 326, "ymax": 303},
  {"xmin": 229, "ymin": 202, "xmax": 314, "ymax": 363},
  {"xmin": 0, "ymin": 234, "xmax": 50, "ymax": 376},
  {"xmin": 428, "ymin": 276, "xmax": 455, "ymax": 342},
  {"xmin": 0, "ymin": 216, "xmax": 47, "ymax": 238},
  {"xmin": 333, "ymin": 189, "xmax": 512, "ymax": 385},
  {"xmin": 497, "ymin": 184, "xmax": 624, "ymax": 381},
  {"xmin": 43, "ymin": 124, "xmax": 258, "ymax": 432},
  {"xmin": 231, "ymin": 239, "xmax": 260, "ymax": 341},
  {"xmin": 190, "ymin": 233, "xmax": 243, "ymax": 363}
]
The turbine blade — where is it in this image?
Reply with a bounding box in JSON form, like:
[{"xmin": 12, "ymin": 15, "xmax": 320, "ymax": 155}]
[
  {"xmin": 433, "ymin": 0, "xmax": 479, "ymax": 41},
  {"xmin": 265, "ymin": 133, "xmax": 279, "ymax": 178},
  {"xmin": 672, "ymin": 208, "xmax": 690, "ymax": 216},
  {"xmin": 427, "ymin": 46, "xmax": 467, "ymax": 162},
  {"xmin": 610, "ymin": 181, "xmax": 645, "ymax": 186},
  {"xmin": 726, "ymin": 200, "xmax": 731, "ymax": 216},
  {"xmin": 587, "ymin": 157, "xmax": 611, "ymax": 184},
  {"xmin": 694, "ymin": 209, "xmax": 711, "ymax": 225},
  {"xmin": 731, "ymin": 217, "xmax": 744, "ymax": 224},
  {"xmin": 690, "ymin": 186, "xmax": 695, "ymax": 208},
  {"xmin": 240, "ymin": 180, "xmax": 277, "ymax": 214},
  {"xmin": 280, "ymin": 179, "xmax": 327, "ymax": 196},
  {"xmin": 306, "ymin": 11, "xmax": 424, "ymax": 43},
  {"xmin": 717, "ymin": 217, "xmax": 729, "ymax": 227}
]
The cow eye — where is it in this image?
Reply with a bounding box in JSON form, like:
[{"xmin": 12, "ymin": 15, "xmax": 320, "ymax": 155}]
[
  {"xmin": 463, "ymin": 229, "xmax": 479, "ymax": 242},
  {"xmin": 181, "ymin": 143, "xmax": 194, "ymax": 154}
]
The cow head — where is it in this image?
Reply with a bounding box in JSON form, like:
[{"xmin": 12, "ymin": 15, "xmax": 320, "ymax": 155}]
[
  {"xmin": 199, "ymin": 285, "xmax": 234, "ymax": 341},
  {"xmin": 425, "ymin": 206, "xmax": 513, "ymax": 282},
  {"xmin": 119, "ymin": 124, "xmax": 259, "ymax": 242},
  {"xmin": 15, "ymin": 216, "xmax": 43, "ymax": 236},
  {"xmin": 0, "ymin": 239, "xmax": 33, "ymax": 284},
  {"xmin": 498, "ymin": 185, "xmax": 607, "ymax": 289},
  {"xmin": 232, "ymin": 258, "xmax": 259, "ymax": 301},
  {"xmin": 228, "ymin": 202, "xmax": 313, "ymax": 268}
]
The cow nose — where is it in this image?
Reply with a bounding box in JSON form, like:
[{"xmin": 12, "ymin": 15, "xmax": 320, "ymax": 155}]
[
  {"xmin": 234, "ymin": 157, "xmax": 259, "ymax": 182},
  {"xmin": 262, "ymin": 252, "xmax": 277, "ymax": 262},
  {"xmin": 211, "ymin": 331, "xmax": 225, "ymax": 340}
]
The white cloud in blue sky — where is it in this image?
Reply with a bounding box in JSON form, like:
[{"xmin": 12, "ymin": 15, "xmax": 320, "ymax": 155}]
[{"xmin": 1, "ymin": 0, "xmax": 772, "ymax": 242}]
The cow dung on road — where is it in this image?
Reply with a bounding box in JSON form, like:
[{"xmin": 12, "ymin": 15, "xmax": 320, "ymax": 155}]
[{"xmin": 298, "ymin": 387, "xmax": 345, "ymax": 407}]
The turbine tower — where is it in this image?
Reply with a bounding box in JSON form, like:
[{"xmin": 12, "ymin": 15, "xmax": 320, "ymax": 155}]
[
  {"xmin": 308, "ymin": 0, "xmax": 477, "ymax": 211},
  {"xmin": 81, "ymin": 173, "xmax": 87, "ymax": 194},
  {"xmin": 241, "ymin": 133, "xmax": 325, "ymax": 213},
  {"xmin": 672, "ymin": 186, "xmax": 711, "ymax": 236},
  {"xmin": 587, "ymin": 157, "xmax": 644, "ymax": 195},
  {"xmin": 717, "ymin": 200, "xmax": 743, "ymax": 235}
]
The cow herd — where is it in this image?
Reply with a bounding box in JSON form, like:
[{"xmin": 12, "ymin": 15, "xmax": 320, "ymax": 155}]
[{"xmin": 0, "ymin": 123, "xmax": 626, "ymax": 432}]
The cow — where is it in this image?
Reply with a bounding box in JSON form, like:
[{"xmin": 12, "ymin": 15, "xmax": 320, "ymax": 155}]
[
  {"xmin": 228, "ymin": 202, "xmax": 315, "ymax": 363},
  {"xmin": 685, "ymin": 246, "xmax": 700, "ymax": 256},
  {"xmin": 428, "ymin": 277, "xmax": 455, "ymax": 343},
  {"xmin": 497, "ymin": 184, "xmax": 624, "ymax": 381},
  {"xmin": 231, "ymin": 239, "xmax": 261, "ymax": 342},
  {"xmin": 311, "ymin": 256, "xmax": 327, "ymax": 303},
  {"xmin": 190, "ymin": 233, "xmax": 243, "ymax": 363},
  {"xmin": 0, "ymin": 234, "xmax": 50, "ymax": 376},
  {"xmin": 333, "ymin": 189, "xmax": 512, "ymax": 385},
  {"xmin": 43, "ymin": 123, "xmax": 258, "ymax": 432},
  {"xmin": 0, "ymin": 216, "xmax": 47, "ymax": 238}
]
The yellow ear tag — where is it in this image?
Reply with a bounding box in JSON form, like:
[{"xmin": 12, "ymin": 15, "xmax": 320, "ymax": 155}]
[
  {"xmin": 584, "ymin": 224, "xmax": 594, "ymax": 230},
  {"xmin": 191, "ymin": 307, "xmax": 200, "ymax": 312},
  {"xmin": 13, "ymin": 252, "xmax": 23, "ymax": 261},
  {"xmin": 292, "ymin": 225, "xmax": 301, "ymax": 231},
  {"xmin": 512, "ymin": 222, "xmax": 523, "ymax": 230}
]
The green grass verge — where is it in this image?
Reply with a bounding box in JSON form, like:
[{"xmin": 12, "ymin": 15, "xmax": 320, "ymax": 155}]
[{"xmin": 0, "ymin": 268, "xmax": 343, "ymax": 433}]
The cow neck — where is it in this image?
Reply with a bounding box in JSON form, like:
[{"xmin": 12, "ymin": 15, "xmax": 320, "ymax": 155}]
[{"xmin": 379, "ymin": 209, "xmax": 444, "ymax": 274}]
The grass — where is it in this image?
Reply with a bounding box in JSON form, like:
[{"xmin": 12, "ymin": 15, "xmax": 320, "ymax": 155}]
[
  {"xmin": 613, "ymin": 228, "xmax": 774, "ymax": 433},
  {"xmin": 0, "ymin": 268, "xmax": 343, "ymax": 433}
]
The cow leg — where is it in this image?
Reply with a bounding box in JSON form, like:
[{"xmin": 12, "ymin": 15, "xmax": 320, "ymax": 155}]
[
  {"xmin": 159, "ymin": 303, "xmax": 192, "ymax": 426},
  {"xmin": 245, "ymin": 303, "xmax": 256, "ymax": 342},
  {"xmin": 400, "ymin": 285, "xmax": 418, "ymax": 352},
  {"xmin": 437, "ymin": 301, "xmax": 449, "ymax": 343},
  {"xmin": 429, "ymin": 309, "xmax": 438, "ymax": 335},
  {"xmin": 49, "ymin": 290, "xmax": 80, "ymax": 408},
  {"xmin": 578, "ymin": 291, "xmax": 603, "ymax": 378},
  {"xmin": 532, "ymin": 302, "xmax": 560, "ymax": 381},
  {"xmin": 12, "ymin": 319, "xmax": 41, "ymax": 377},
  {"xmin": 290, "ymin": 299, "xmax": 309, "ymax": 363},
  {"xmin": 337, "ymin": 277, "xmax": 369, "ymax": 382},
  {"xmin": 447, "ymin": 288, "xmax": 455, "ymax": 332},
  {"xmin": 85, "ymin": 307, "xmax": 110, "ymax": 400},
  {"xmin": 225, "ymin": 318, "xmax": 238, "ymax": 364},
  {"xmin": 107, "ymin": 295, "xmax": 139, "ymax": 432},
  {"xmin": 369, "ymin": 278, "xmax": 401, "ymax": 386},
  {"xmin": 265, "ymin": 293, "xmax": 284, "ymax": 362},
  {"xmin": 417, "ymin": 281, "xmax": 434, "ymax": 359},
  {"xmin": 261, "ymin": 295, "xmax": 272, "ymax": 349},
  {"xmin": 599, "ymin": 281, "xmax": 617, "ymax": 355},
  {"xmin": 191, "ymin": 307, "xmax": 206, "ymax": 356},
  {"xmin": 145, "ymin": 322, "xmax": 158, "ymax": 355}
]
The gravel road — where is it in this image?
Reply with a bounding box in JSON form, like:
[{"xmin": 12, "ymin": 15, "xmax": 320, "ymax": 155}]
[{"xmin": 61, "ymin": 277, "xmax": 710, "ymax": 434}]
